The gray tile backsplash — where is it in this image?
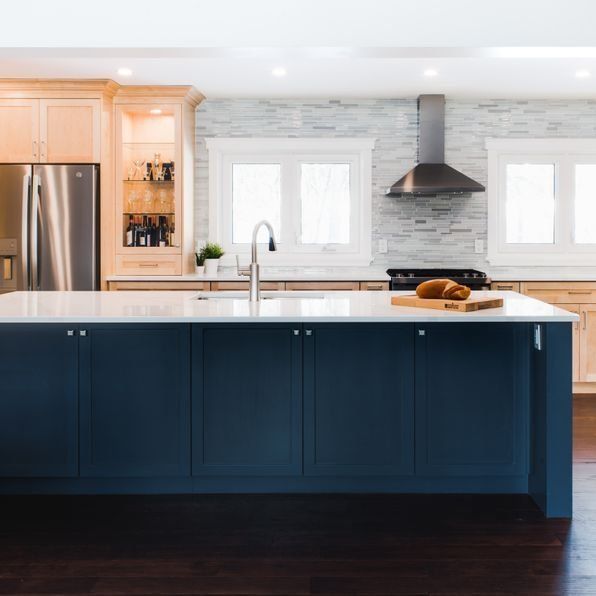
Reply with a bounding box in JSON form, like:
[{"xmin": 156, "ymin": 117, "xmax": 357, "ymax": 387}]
[{"xmin": 195, "ymin": 98, "xmax": 596, "ymax": 267}]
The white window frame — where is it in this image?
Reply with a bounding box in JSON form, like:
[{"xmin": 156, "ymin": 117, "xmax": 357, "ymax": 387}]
[
  {"xmin": 487, "ymin": 138, "xmax": 596, "ymax": 266},
  {"xmin": 206, "ymin": 137, "xmax": 374, "ymax": 266}
]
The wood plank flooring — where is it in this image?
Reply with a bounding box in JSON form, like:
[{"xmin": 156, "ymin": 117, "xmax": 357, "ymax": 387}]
[{"xmin": 2, "ymin": 398, "xmax": 596, "ymax": 595}]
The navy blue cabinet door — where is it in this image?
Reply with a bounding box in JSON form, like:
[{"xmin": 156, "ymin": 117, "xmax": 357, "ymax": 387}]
[
  {"xmin": 0, "ymin": 324, "xmax": 78, "ymax": 477},
  {"xmin": 192, "ymin": 325, "xmax": 302, "ymax": 476},
  {"xmin": 303, "ymin": 324, "xmax": 415, "ymax": 476},
  {"xmin": 79, "ymin": 325, "xmax": 190, "ymax": 477},
  {"xmin": 416, "ymin": 323, "xmax": 529, "ymax": 476}
]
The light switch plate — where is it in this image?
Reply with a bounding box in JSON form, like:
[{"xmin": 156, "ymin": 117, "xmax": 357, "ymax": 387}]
[
  {"xmin": 474, "ymin": 239, "xmax": 484, "ymax": 254},
  {"xmin": 378, "ymin": 239, "xmax": 388, "ymax": 254}
]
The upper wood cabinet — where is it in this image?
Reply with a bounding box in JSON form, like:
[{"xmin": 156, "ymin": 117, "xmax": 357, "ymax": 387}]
[
  {"xmin": 39, "ymin": 99, "xmax": 100, "ymax": 163},
  {"xmin": 0, "ymin": 99, "xmax": 39, "ymax": 162},
  {"xmin": 0, "ymin": 98, "xmax": 100, "ymax": 163}
]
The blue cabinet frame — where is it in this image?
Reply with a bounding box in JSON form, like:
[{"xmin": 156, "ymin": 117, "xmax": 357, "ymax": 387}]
[
  {"xmin": 415, "ymin": 323, "xmax": 530, "ymax": 476},
  {"xmin": 79, "ymin": 324, "xmax": 191, "ymax": 477},
  {"xmin": 0, "ymin": 324, "xmax": 78, "ymax": 477},
  {"xmin": 303, "ymin": 324, "xmax": 415, "ymax": 476},
  {"xmin": 192, "ymin": 324, "xmax": 302, "ymax": 476}
]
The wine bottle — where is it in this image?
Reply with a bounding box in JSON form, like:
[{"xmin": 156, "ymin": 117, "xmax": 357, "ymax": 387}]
[
  {"xmin": 150, "ymin": 218, "xmax": 157, "ymax": 247},
  {"xmin": 158, "ymin": 216, "xmax": 167, "ymax": 247},
  {"xmin": 126, "ymin": 215, "xmax": 134, "ymax": 247},
  {"xmin": 170, "ymin": 221, "xmax": 176, "ymax": 247},
  {"xmin": 139, "ymin": 216, "xmax": 147, "ymax": 247}
]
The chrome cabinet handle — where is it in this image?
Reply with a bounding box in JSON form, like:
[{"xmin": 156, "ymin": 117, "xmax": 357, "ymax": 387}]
[
  {"xmin": 293, "ymin": 329, "xmax": 300, "ymax": 336},
  {"xmin": 66, "ymin": 330, "xmax": 75, "ymax": 336},
  {"xmin": 32, "ymin": 140, "xmax": 38, "ymax": 159},
  {"xmin": 79, "ymin": 330, "xmax": 87, "ymax": 337},
  {"xmin": 583, "ymin": 311, "xmax": 587, "ymax": 330},
  {"xmin": 305, "ymin": 329, "xmax": 313, "ymax": 336},
  {"xmin": 568, "ymin": 290, "xmax": 592, "ymax": 295}
]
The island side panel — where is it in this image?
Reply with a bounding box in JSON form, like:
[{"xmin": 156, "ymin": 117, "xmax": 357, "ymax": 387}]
[{"xmin": 529, "ymin": 322, "xmax": 573, "ymax": 518}]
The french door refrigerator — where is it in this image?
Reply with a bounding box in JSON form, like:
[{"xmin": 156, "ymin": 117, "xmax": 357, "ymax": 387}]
[{"xmin": 0, "ymin": 165, "xmax": 99, "ymax": 293}]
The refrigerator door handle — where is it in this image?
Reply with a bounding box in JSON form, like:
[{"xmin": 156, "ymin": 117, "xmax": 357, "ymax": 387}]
[
  {"xmin": 21, "ymin": 174, "xmax": 30, "ymax": 290},
  {"xmin": 30, "ymin": 174, "xmax": 40, "ymax": 290}
]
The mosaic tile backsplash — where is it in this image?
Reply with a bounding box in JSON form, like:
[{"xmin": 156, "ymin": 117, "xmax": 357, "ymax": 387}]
[{"xmin": 195, "ymin": 98, "xmax": 596, "ymax": 267}]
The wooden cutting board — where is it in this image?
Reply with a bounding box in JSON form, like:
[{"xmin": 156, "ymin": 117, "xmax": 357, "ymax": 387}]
[{"xmin": 391, "ymin": 294, "xmax": 504, "ymax": 312}]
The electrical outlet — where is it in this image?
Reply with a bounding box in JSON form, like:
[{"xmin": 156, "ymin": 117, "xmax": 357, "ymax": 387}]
[
  {"xmin": 378, "ymin": 239, "xmax": 388, "ymax": 254},
  {"xmin": 474, "ymin": 239, "xmax": 484, "ymax": 254}
]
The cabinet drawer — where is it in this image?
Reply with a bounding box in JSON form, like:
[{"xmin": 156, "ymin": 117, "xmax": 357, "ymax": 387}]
[
  {"xmin": 286, "ymin": 281, "xmax": 360, "ymax": 291},
  {"xmin": 491, "ymin": 282, "xmax": 520, "ymax": 292},
  {"xmin": 115, "ymin": 255, "xmax": 181, "ymax": 276},
  {"xmin": 210, "ymin": 281, "xmax": 285, "ymax": 291},
  {"xmin": 108, "ymin": 281, "xmax": 210, "ymax": 291},
  {"xmin": 521, "ymin": 282, "xmax": 596, "ymax": 304},
  {"xmin": 360, "ymin": 281, "xmax": 390, "ymax": 291}
]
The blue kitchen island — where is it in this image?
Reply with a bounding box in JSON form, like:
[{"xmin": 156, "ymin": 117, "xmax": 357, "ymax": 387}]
[{"xmin": 0, "ymin": 290, "xmax": 576, "ymax": 517}]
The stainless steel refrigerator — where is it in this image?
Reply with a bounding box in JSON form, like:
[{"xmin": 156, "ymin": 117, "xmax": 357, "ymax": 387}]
[{"xmin": 0, "ymin": 165, "xmax": 99, "ymax": 293}]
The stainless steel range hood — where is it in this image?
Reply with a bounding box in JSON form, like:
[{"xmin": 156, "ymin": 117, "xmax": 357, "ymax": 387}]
[{"xmin": 386, "ymin": 95, "xmax": 485, "ymax": 197}]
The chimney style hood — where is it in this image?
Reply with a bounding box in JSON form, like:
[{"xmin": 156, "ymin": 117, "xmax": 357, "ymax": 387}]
[{"xmin": 386, "ymin": 95, "xmax": 485, "ymax": 197}]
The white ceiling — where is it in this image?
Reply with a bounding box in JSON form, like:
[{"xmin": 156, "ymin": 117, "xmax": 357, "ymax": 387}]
[{"xmin": 2, "ymin": 0, "xmax": 596, "ymax": 98}]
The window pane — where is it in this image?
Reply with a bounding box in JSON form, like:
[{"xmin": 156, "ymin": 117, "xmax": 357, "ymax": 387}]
[
  {"xmin": 505, "ymin": 164, "xmax": 555, "ymax": 244},
  {"xmin": 300, "ymin": 163, "xmax": 351, "ymax": 244},
  {"xmin": 232, "ymin": 164, "xmax": 281, "ymax": 243},
  {"xmin": 575, "ymin": 164, "xmax": 596, "ymax": 244}
]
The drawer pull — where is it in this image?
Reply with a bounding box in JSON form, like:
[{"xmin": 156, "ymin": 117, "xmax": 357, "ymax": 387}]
[
  {"xmin": 367, "ymin": 284, "xmax": 384, "ymax": 290},
  {"xmin": 568, "ymin": 291, "xmax": 592, "ymax": 295},
  {"xmin": 139, "ymin": 263, "xmax": 160, "ymax": 268},
  {"xmin": 496, "ymin": 285, "xmax": 514, "ymax": 290},
  {"xmin": 584, "ymin": 311, "xmax": 588, "ymax": 330}
]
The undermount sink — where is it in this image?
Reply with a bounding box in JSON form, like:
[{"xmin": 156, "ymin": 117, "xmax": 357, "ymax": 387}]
[{"xmin": 193, "ymin": 291, "xmax": 326, "ymax": 301}]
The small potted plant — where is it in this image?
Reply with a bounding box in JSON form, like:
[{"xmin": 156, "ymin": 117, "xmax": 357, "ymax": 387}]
[
  {"xmin": 195, "ymin": 251, "xmax": 205, "ymax": 275},
  {"xmin": 201, "ymin": 242, "xmax": 225, "ymax": 275}
]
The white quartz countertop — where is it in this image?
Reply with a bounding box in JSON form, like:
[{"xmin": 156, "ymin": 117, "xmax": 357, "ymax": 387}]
[
  {"xmin": 106, "ymin": 267, "xmax": 391, "ymax": 282},
  {"xmin": 0, "ymin": 291, "xmax": 577, "ymax": 323}
]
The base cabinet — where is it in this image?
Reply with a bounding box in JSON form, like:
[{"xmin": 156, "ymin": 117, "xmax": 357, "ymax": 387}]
[
  {"xmin": 0, "ymin": 325, "xmax": 78, "ymax": 477},
  {"xmin": 303, "ymin": 325, "xmax": 414, "ymax": 475},
  {"xmin": 0, "ymin": 323, "xmax": 541, "ymax": 489},
  {"xmin": 415, "ymin": 323, "xmax": 528, "ymax": 476},
  {"xmin": 192, "ymin": 325, "xmax": 302, "ymax": 475},
  {"xmin": 79, "ymin": 325, "xmax": 190, "ymax": 477}
]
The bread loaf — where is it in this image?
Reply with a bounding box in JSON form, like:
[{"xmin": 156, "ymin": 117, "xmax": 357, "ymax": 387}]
[
  {"xmin": 415, "ymin": 279, "xmax": 453, "ymax": 299},
  {"xmin": 415, "ymin": 278, "xmax": 471, "ymax": 301}
]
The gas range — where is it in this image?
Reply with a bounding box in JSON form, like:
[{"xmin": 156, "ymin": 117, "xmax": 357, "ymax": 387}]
[{"xmin": 387, "ymin": 268, "xmax": 491, "ymax": 291}]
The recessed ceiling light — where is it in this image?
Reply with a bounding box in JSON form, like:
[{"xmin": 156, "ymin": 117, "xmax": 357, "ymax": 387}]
[
  {"xmin": 117, "ymin": 67, "xmax": 133, "ymax": 77},
  {"xmin": 149, "ymin": 108, "xmax": 162, "ymax": 115},
  {"xmin": 423, "ymin": 68, "xmax": 438, "ymax": 77},
  {"xmin": 576, "ymin": 69, "xmax": 591, "ymax": 79},
  {"xmin": 272, "ymin": 67, "xmax": 287, "ymax": 77}
]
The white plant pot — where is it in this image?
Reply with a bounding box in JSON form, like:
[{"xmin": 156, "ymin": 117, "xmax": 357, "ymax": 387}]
[
  {"xmin": 203, "ymin": 258, "xmax": 220, "ymax": 275},
  {"xmin": 195, "ymin": 265, "xmax": 205, "ymax": 275}
]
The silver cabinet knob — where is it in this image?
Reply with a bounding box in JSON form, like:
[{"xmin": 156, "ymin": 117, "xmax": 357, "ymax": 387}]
[
  {"xmin": 305, "ymin": 329, "xmax": 313, "ymax": 336},
  {"xmin": 79, "ymin": 330, "xmax": 87, "ymax": 337},
  {"xmin": 66, "ymin": 330, "xmax": 74, "ymax": 336},
  {"xmin": 293, "ymin": 329, "xmax": 300, "ymax": 336}
]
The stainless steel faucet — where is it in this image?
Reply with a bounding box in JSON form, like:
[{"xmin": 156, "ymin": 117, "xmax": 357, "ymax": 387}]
[{"xmin": 236, "ymin": 220, "xmax": 277, "ymax": 301}]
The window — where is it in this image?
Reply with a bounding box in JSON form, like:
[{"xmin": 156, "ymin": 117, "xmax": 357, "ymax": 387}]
[
  {"xmin": 206, "ymin": 138, "xmax": 374, "ymax": 266},
  {"xmin": 487, "ymin": 139, "xmax": 596, "ymax": 266}
]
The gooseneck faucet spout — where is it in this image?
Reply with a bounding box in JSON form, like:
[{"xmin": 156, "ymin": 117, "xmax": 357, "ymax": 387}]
[{"xmin": 248, "ymin": 220, "xmax": 277, "ymax": 302}]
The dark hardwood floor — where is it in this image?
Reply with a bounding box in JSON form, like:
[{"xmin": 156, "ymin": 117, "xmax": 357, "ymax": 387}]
[{"xmin": 2, "ymin": 399, "xmax": 596, "ymax": 595}]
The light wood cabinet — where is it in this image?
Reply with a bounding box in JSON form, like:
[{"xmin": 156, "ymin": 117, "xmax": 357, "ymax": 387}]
[
  {"xmin": 113, "ymin": 88, "xmax": 202, "ymax": 276},
  {"xmin": 286, "ymin": 281, "xmax": 360, "ymax": 291},
  {"xmin": 39, "ymin": 99, "xmax": 100, "ymax": 163},
  {"xmin": 491, "ymin": 281, "xmax": 520, "ymax": 292},
  {"xmin": 210, "ymin": 281, "xmax": 285, "ymax": 291},
  {"xmin": 0, "ymin": 99, "xmax": 39, "ymax": 162},
  {"xmin": 0, "ymin": 98, "xmax": 100, "ymax": 164},
  {"xmin": 579, "ymin": 305, "xmax": 596, "ymax": 383},
  {"xmin": 360, "ymin": 281, "xmax": 390, "ymax": 291},
  {"xmin": 559, "ymin": 304, "xmax": 581, "ymax": 382},
  {"xmin": 520, "ymin": 282, "xmax": 596, "ymax": 304}
]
